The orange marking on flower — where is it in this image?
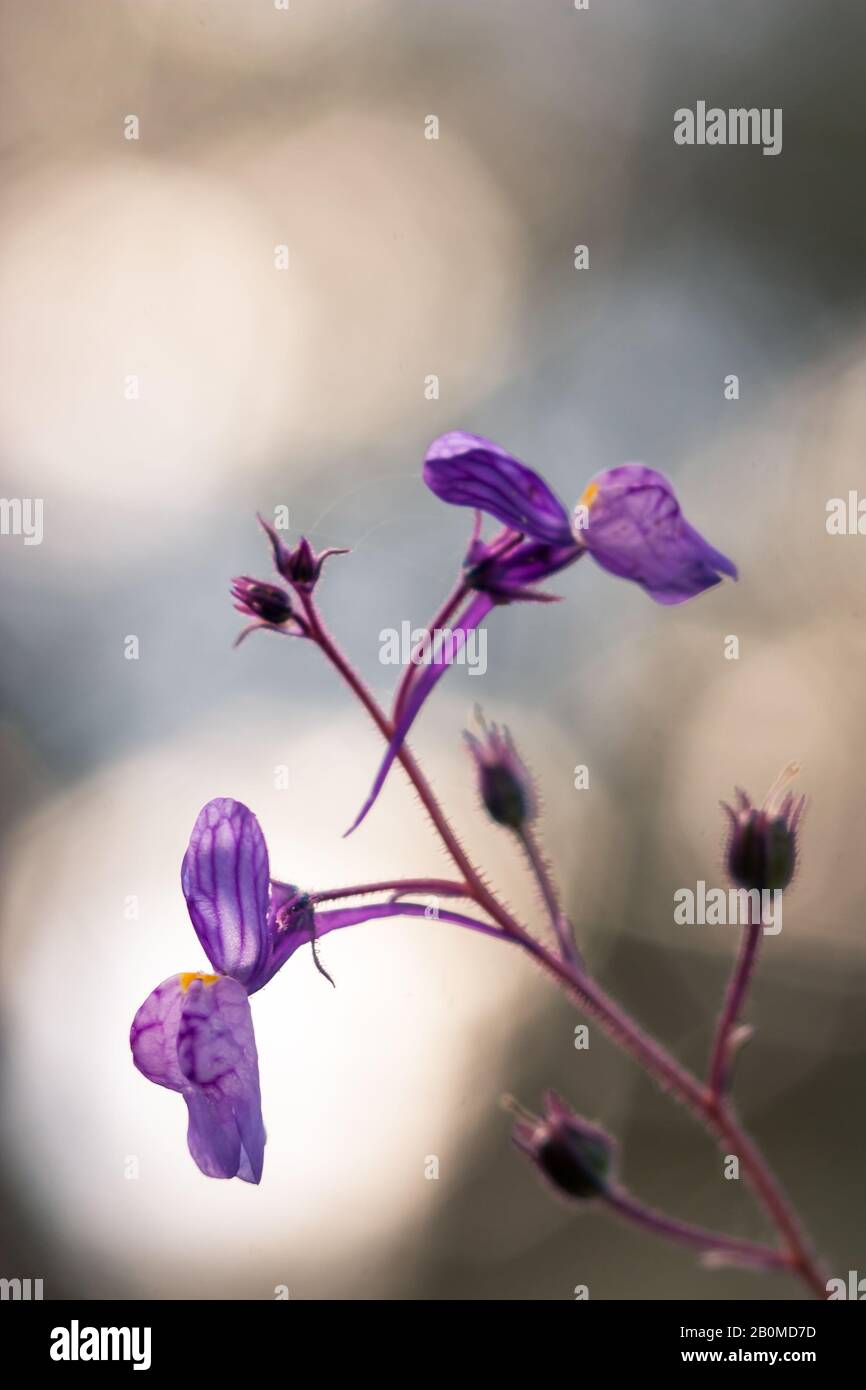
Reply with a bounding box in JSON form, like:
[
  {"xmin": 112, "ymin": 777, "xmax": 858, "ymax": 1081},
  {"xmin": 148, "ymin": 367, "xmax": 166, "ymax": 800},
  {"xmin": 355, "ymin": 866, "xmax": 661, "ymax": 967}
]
[
  {"xmin": 579, "ymin": 481, "xmax": 599, "ymax": 510},
  {"xmin": 178, "ymin": 972, "xmax": 220, "ymax": 992}
]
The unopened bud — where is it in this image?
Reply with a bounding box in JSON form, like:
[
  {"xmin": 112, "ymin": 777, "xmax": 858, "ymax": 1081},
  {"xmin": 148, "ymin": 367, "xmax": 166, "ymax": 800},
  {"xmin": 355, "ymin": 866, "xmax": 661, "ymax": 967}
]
[
  {"xmin": 230, "ymin": 577, "xmax": 293, "ymax": 626},
  {"xmin": 464, "ymin": 707, "xmax": 536, "ymax": 830},
  {"xmin": 723, "ymin": 763, "xmax": 805, "ymax": 893},
  {"xmin": 509, "ymin": 1091, "xmax": 616, "ymax": 1201}
]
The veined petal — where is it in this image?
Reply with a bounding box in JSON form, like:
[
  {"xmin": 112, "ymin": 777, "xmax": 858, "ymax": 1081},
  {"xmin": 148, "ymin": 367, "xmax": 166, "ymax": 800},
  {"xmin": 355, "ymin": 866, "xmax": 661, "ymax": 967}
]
[
  {"xmin": 177, "ymin": 976, "xmax": 265, "ymax": 1184},
  {"xmin": 580, "ymin": 464, "xmax": 737, "ymax": 605},
  {"xmin": 345, "ymin": 592, "xmax": 494, "ymax": 835},
  {"xmin": 131, "ymin": 974, "xmax": 265, "ymax": 1183},
  {"xmin": 424, "ymin": 432, "xmax": 573, "ymax": 544},
  {"xmin": 130, "ymin": 975, "xmax": 188, "ymax": 1091},
  {"xmin": 181, "ymin": 798, "xmax": 271, "ymax": 985}
]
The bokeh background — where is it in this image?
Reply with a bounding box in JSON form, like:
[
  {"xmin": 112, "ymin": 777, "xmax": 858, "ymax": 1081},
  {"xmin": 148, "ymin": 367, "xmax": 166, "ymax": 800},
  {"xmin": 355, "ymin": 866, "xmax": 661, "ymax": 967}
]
[{"xmin": 1, "ymin": 0, "xmax": 864, "ymax": 1301}]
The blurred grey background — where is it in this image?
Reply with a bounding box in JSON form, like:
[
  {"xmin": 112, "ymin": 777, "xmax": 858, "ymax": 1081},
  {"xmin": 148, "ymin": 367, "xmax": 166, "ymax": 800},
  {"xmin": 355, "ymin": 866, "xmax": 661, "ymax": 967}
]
[{"xmin": 1, "ymin": 0, "xmax": 864, "ymax": 1300}]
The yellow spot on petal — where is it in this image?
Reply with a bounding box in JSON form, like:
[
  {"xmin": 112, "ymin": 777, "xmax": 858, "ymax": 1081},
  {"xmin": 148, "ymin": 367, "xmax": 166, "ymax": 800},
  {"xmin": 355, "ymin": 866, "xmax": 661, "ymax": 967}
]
[
  {"xmin": 579, "ymin": 481, "xmax": 599, "ymax": 510},
  {"xmin": 178, "ymin": 971, "xmax": 220, "ymax": 993}
]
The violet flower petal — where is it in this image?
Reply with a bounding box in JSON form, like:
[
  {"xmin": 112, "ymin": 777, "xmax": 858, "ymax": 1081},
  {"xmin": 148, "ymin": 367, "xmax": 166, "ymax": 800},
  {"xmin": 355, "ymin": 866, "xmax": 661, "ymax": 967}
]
[
  {"xmin": 131, "ymin": 974, "xmax": 265, "ymax": 1183},
  {"xmin": 181, "ymin": 798, "xmax": 271, "ymax": 987},
  {"xmin": 580, "ymin": 464, "xmax": 737, "ymax": 605},
  {"xmin": 178, "ymin": 976, "xmax": 265, "ymax": 1184},
  {"xmin": 130, "ymin": 974, "xmax": 187, "ymax": 1092},
  {"xmin": 424, "ymin": 432, "xmax": 574, "ymax": 544},
  {"xmin": 345, "ymin": 592, "xmax": 494, "ymax": 835}
]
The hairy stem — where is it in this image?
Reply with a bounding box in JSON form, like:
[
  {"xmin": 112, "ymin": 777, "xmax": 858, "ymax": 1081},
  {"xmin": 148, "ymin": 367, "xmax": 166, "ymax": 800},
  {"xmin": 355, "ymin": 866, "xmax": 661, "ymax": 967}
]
[
  {"xmin": 518, "ymin": 824, "xmax": 581, "ymax": 965},
  {"xmin": 603, "ymin": 1185, "xmax": 791, "ymax": 1271},
  {"xmin": 299, "ymin": 592, "xmax": 525, "ymax": 939},
  {"xmin": 522, "ymin": 935, "xmax": 826, "ymax": 1298},
  {"xmin": 293, "ymin": 590, "xmax": 825, "ymax": 1299},
  {"xmin": 708, "ymin": 905, "xmax": 763, "ymax": 1098},
  {"xmin": 308, "ymin": 878, "xmax": 472, "ymax": 905}
]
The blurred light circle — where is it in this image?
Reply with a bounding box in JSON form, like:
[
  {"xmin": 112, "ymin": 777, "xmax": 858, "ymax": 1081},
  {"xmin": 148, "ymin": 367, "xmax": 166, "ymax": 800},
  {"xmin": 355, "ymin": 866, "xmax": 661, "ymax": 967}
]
[
  {"xmin": 0, "ymin": 702, "xmax": 548, "ymax": 1296},
  {"xmin": 202, "ymin": 110, "xmax": 527, "ymax": 448},
  {"xmin": 0, "ymin": 162, "xmax": 308, "ymax": 524}
]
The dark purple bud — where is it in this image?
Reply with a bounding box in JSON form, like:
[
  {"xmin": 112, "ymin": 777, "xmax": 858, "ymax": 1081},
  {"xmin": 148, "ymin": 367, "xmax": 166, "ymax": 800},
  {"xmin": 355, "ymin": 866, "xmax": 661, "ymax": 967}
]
[
  {"xmin": 464, "ymin": 708, "xmax": 536, "ymax": 830},
  {"xmin": 285, "ymin": 535, "xmax": 317, "ymax": 585},
  {"xmin": 511, "ymin": 1092, "xmax": 616, "ymax": 1201},
  {"xmin": 723, "ymin": 764, "xmax": 805, "ymax": 893},
  {"xmin": 258, "ymin": 516, "xmax": 348, "ymax": 592},
  {"xmin": 231, "ymin": 576, "xmax": 293, "ymax": 626}
]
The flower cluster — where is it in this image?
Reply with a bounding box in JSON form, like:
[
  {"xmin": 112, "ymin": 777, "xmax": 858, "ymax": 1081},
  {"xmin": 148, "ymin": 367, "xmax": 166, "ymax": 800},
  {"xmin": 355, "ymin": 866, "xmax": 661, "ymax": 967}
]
[{"xmin": 129, "ymin": 427, "xmax": 826, "ymax": 1303}]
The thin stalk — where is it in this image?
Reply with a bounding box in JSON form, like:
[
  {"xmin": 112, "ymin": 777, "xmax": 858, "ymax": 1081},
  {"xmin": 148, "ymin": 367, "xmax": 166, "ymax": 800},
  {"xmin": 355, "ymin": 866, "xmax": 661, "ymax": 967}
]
[
  {"xmin": 293, "ymin": 591, "xmax": 826, "ymax": 1299},
  {"xmin": 299, "ymin": 592, "xmax": 524, "ymax": 939},
  {"xmin": 308, "ymin": 878, "xmax": 471, "ymax": 905},
  {"xmin": 708, "ymin": 902, "xmax": 763, "ymax": 1098},
  {"xmin": 522, "ymin": 934, "xmax": 826, "ymax": 1299},
  {"xmin": 603, "ymin": 1185, "xmax": 791, "ymax": 1272},
  {"xmin": 518, "ymin": 824, "xmax": 581, "ymax": 965}
]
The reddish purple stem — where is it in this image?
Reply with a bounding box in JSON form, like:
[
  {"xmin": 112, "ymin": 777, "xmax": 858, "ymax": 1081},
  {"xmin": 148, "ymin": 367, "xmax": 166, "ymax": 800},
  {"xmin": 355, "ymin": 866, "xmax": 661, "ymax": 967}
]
[
  {"xmin": 708, "ymin": 906, "xmax": 763, "ymax": 1098},
  {"xmin": 296, "ymin": 588, "xmax": 827, "ymax": 1300},
  {"xmin": 603, "ymin": 1185, "xmax": 791, "ymax": 1272}
]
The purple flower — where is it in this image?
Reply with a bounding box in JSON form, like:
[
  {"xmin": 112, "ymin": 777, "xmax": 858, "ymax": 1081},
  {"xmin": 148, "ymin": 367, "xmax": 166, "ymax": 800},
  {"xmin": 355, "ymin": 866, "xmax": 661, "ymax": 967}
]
[
  {"xmin": 423, "ymin": 433, "xmax": 736, "ymax": 606},
  {"xmin": 355, "ymin": 434, "xmax": 738, "ymax": 834},
  {"xmin": 130, "ymin": 798, "xmax": 416, "ymax": 1182},
  {"xmin": 577, "ymin": 464, "xmax": 737, "ymax": 605}
]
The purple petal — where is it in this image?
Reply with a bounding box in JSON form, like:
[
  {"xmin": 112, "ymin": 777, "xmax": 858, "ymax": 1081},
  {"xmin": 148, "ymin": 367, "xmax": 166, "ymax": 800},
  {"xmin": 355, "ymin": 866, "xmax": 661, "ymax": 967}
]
[
  {"xmin": 424, "ymin": 432, "xmax": 573, "ymax": 544},
  {"xmin": 345, "ymin": 592, "xmax": 494, "ymax": 835},
  {"xmin": 130, "ymin": 975, "xmax": 187, "ymax": 1091},
  {"xmin": 131, "ymin": 974, "xmax": 265, "ymax": 1183},
  {"xmin": 181, "ymin": 799, "xmax": 271, "ymax": 985},
  {"xmin": 178, "ymin": 976, "xmax": 265, "ymax": 1184},
  {"xmin": 580, "ymin": 464, "xmax": 737, "ymax": 605}
]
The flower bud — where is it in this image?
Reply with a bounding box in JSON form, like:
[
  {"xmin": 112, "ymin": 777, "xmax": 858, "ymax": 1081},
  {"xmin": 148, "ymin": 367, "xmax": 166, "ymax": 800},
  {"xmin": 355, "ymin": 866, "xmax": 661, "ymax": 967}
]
[
  {"xmin": 510, "ymin": 1091, "xmax": 616, "ymax": 1201},
  {"xmin": 464, "ymin": 708, "xmax": 536, "ymax": 830},
  {"xmin": 258, "ymin": 516, "xmax": 348, "ymax": 593},
  {"xmin": 231, "ymin": 577, "xmax": 293, "ymax": 626},
  {"xmin": 723, "ymin": 763, "xmax": 805, "ymax": 893}
]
